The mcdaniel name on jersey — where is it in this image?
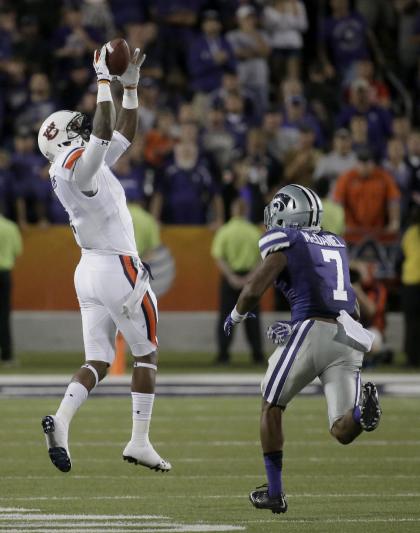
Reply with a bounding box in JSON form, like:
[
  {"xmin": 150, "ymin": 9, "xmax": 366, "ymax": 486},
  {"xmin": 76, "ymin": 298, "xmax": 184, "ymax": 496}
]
[{"xmin": 301, "ymin": 231, "xmax": 345, "ymax": 248}]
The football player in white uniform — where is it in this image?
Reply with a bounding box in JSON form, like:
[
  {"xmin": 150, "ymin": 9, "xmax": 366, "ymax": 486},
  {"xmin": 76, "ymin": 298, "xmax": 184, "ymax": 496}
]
[{"xmin": 37, "ymin": 45, "xmax": 171, "ymax": 473}]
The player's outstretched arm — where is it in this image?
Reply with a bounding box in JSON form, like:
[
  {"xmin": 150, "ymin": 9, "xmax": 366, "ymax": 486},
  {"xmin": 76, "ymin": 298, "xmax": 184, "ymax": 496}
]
[
  {"xmin": 115, "ymin": 48, "xmax": 145, "ymax": 143},
  {"xmin": 92, "ymin": 45, "xmax": 116, "ymax": 141},
  {"xmin": 74, "ymin": 45, "xmax": 116, "ymax": 194},
  {"xmin": 236, "ymin": 252, "xmax": 287, "ymax": 314},
  {"xmin": 224, "ymin": 252, "xmax": 287, "ymax": 336}
]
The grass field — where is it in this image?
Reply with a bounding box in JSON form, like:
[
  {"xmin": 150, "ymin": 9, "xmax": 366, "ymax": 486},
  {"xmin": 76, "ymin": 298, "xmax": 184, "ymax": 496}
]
[{"xmin": 1, "ymin": 395, "xmax": 419, "ymax": 532}]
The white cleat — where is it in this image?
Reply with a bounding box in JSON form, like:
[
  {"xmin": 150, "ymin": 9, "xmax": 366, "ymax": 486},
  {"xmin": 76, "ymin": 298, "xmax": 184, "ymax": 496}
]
[
  {"xmin": 123, "ymin": 440, "xmax": 171, "ymax": 472},
  {"xmin": 41, "ymin": 415, "xmax": 71, "ymax": 473}
]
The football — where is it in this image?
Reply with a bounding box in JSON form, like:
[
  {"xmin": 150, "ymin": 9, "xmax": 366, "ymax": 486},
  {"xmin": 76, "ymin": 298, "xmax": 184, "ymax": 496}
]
[{"xmin": 105, "ymin": 38, "xmax": 130, "ymax": 76}]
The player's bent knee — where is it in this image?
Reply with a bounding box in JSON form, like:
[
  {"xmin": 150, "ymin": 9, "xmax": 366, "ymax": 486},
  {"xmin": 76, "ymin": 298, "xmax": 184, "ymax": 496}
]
[
  {"xmin": 133, "ymin": 351, "xmax": 158, "ymax": 371},
  {"xmin": 84, "ymin": 361, "xmax": 109, "ymax": 383}
]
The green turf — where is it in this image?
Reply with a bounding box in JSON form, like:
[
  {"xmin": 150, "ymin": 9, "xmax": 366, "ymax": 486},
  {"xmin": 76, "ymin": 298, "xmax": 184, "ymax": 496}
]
[
  {"xmin": 0, "ymin": 350, "xmax": 410, "ymax": 375},
  {"xmin": 0, "ymin": 396, "xmax": 419, "ymax": 532}
]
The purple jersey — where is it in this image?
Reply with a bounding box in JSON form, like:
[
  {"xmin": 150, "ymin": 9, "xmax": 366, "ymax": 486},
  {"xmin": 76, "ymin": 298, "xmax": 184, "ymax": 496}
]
[{"xmin": 259, "ymin": 227, "xmax": 356, "ymax": 322}]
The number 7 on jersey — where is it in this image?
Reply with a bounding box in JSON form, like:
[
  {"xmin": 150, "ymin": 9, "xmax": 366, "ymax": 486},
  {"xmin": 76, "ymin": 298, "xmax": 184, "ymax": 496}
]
[{"xmin": 321, "ymin": 249, "xmax": 348, "ymax": 301}]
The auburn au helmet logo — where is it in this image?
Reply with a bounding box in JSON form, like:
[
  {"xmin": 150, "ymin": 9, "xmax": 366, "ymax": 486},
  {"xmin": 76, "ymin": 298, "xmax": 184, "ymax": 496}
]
[{"xmin": 43, "ymin": 121, "xmax": 59, "ymax": 140}]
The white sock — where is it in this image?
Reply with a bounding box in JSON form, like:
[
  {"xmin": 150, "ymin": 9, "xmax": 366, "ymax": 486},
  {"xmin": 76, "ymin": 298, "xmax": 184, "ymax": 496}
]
[
  {"xmin": 56, "ymin": 382, "xmax": 89, "ymax": 427},
  {"xmin": 131, "ymin": 392, "xmax": 155, "ymax": 446}
]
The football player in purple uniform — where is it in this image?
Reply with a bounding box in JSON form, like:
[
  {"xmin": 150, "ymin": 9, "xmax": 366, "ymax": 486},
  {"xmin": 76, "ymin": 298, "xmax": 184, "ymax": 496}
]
[{"xmin": 224, "ymin": 183, "xmax": 382, "ymax": 514}]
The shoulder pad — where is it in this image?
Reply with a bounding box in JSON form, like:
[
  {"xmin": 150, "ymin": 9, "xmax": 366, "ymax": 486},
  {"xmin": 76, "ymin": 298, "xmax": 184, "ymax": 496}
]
[
  {"xmin": 61, "ymin": 147, "xmax": 85, "ymax": 169},
  {"xmin": 259, "ymin": 227, "xmax": 296, "ymax": 260}
]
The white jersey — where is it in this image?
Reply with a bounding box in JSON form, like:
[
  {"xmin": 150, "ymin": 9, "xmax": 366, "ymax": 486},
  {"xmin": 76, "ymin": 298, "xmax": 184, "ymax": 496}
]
[{"xmin": 49, "ymin": 131, "xmax": 137, "ymax": 256}]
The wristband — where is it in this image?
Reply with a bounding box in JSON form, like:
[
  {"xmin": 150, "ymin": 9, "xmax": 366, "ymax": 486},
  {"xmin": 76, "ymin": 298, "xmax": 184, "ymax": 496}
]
[
  {"xmin": 97, "ymin": 80, "xmax": 112, "ymax": 103},
  {"xmin": 122, "ymin": 87, "xmax": 138, "ymax": 109},
  {"xmin": 231, "ymin": 306, "xmax": 246, "ymax": 323}
]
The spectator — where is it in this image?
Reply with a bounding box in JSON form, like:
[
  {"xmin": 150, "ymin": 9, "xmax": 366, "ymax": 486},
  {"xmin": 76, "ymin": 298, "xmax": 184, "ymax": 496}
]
[
  {"xmin": 334, "ymin": 147, "xmax": 401, "ymax": 234},
  {"xmin": 0, "ymin": 8, "xmax": 17, "ymax": 63},
  {"xmin": 0, "ymin": 211, "xmax": 22, "ymax": 366},
  {"xmin": 227, "ymin": 5, "xmax": 271, "ymax": 118},
  {"xmin": 313, "ymin": 176, "xmax": 345, "ymax": 235},
  {"xmin": 150, "ymin": 141, "xmax": 224, "ymax": 226},
  {"xmin": 144, "ymin": 109, "xmax": 176, "ymax": 168},
  {"xmin": 315, "ymin": 128, "xmax": 357, "ymax": 182},
  {"xmin": 350, "ymin": 261, "xmax": 392, "ymax": 366},
  {"xmin": 14, "ymin": 15, "xmax": 52, "ymax": 73},
  {"xmin": 282, "ymin": 94, "xmax": 324, "ymax": 148},
  {"xmin": 10, "ymin": 127, "xmax": 46, "ymax": 226},
  {"xmin": 149, "ymin": 0, "xmax": 205, "ymax": 77},
  {"xmin": 383, "ymin": 137, "xmax": 411, "ymax": 226},
  {"xmin": 202, "ymin": 105, "xmax": 236, "ymax": 171},
  {"xmin": 349, "ymin": 114, "xmax": 369, "ymax": 154},
  {"xmin": 261, "ymin": 107, "xmax": 290, "ymax": 163},
  {"xmin": 210, "ymin": 70, "xmax": 257, "ymax": 122},
  {"xmin": 138, "ymin": 77, "xmax": 161, "ymax": 133},
  {"xmin": 16, "ymin": 73, "xmax": 56, "ymax": 134},
  {"xmin": 58, "ymin": 60, "xmax": 92, "ymax": 109},
  {"xmin": 284, "ymin": 125, "xmax": 321, "ymax": 187},
  {"xmin": 401, "ymin": 207, "xmax": 420, "ymax": 368},
  {"xmin": 224, "ymin": 91, "xmax": 249, "ymax": 153},
  {"xmin": 125, "ymin": 23, "xmax": 165, "ymax": 81},
  {"xmin": 81, "ymin": 0, "xmax": 116, "ymax": 41},
  {"xmin": 188, "ymin": 10, "xmax": 236, "ymax": 94},
  {"xmin": 320, "ymin": 0, "xmax": 371, "ymax": 78},
  {"xmin": 211, "ymin": 197, "xmax": 264, "ymax": 365},
  {"xmin": 262, "ymin": 0, "xmax": 308, "ymax": 80},
  {"xmin": 391, "ymin": 114, "xmax": 412, "ymax": 152},
  {"xmin": 243, "ymin": 128, "xmax": 283, "ymax": 223},
  {"xmin": 113, "ymin": 153, "xmax": 143, "ymax": 203},
  {"xmin": 353, "ymin": 58, "xmax": 391, "ymax": 108},
  {"xmin": 109, "ymin": 0, "xmax": 148, "ymax": 29},
  {"xmin": 337, "ymin": 78, "xmax": 392, "ymax": 159},
  {"xmin": 305, "ymin": 62, "xmax": 340, "ymax": 136},
  {"xmin": 52, "ymin": 3, "xmax": 102, "ymax": 71}
]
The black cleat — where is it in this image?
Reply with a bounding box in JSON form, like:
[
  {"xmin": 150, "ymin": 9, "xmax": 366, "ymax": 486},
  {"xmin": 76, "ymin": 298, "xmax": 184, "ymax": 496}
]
[
  {"xmin": 249, "ymin": 484, "xmax": 287, "ymax": 514},
  {"xmin": 42, "ymin": 415, "xmax": 71, "ymax": 473},
  {"xmin": 359, "ymin": 382, "xmax": 382, "ymax": 432}
]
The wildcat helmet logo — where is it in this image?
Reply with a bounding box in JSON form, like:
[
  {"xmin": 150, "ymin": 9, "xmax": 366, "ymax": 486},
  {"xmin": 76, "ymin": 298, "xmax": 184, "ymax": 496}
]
[{"xmin": 43, "ymin": 121, "xmax": 59, "ymax": 140}]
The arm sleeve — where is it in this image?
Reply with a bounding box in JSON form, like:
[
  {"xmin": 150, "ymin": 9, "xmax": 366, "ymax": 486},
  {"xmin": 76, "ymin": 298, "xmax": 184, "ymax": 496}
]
[
  {"xmin": 104, "ymin": 130, "xmax": 131, "ymax": 169},
  {"xmin": 73, "ymin": 135, "xmax": 111, "ymax": 192}
]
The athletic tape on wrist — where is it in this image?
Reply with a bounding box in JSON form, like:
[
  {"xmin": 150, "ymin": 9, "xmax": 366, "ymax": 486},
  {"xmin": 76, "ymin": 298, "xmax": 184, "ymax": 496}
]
[
  {"xmin": 122, "ymin": 88, "xmax": 138, "ymax": 109},
  {"xmin": 133, "ymin": 361, "xmax": 157, "ymax": 371},
  {"xmin": 97, "ymin": 81, "xmax": 112, "ymax": 103},
  {"xmin": 82, "ymin": 363, "xmax": 99, "ymax": 386},
  {"xmin": 231, "ymin": 306, "xmax": 246, "ymax": 323}
]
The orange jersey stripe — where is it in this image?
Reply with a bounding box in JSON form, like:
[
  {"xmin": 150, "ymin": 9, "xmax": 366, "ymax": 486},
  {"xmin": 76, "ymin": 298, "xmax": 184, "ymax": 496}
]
[
  {"xmin": 64, "ymin": 148, "xmax": 85, "ymax": 169},
  {"xmin": 122, "ymin": 255, "xmax": 137, "ymax": 286},
  {"xmin": 142, "ymin": 292, "xmax": 157, "ymax": 345}
]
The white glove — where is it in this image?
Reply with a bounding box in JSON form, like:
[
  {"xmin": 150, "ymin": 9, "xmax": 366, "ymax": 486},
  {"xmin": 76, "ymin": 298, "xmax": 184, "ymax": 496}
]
[
  {"xmin": 93, "ymin": 45, "xmax": 112, "ymax": 82},
  {"xmin": 118, "ymin": 48, "xmax": 146, "ymax": 88}
]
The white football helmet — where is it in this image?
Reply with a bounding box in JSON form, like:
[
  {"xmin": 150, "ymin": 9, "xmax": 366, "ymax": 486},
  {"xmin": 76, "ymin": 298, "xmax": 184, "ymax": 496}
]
[
  {"xmin": 38, "ymin": 110, "xmax": 90, "ymax": 162},
  {"xmin": 264, "ymin": 184, "xmax": 323, "ymax": 231}
]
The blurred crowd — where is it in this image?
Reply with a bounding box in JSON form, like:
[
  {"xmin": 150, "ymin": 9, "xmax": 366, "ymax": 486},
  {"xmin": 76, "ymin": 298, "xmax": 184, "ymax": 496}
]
[
  {"xmin": 0, "ymin": 0, "xmax": 419, "ymax": 232},
  {"xmin": 0, "ymin": 0, "xmax": 420, "ymax": 366}
]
